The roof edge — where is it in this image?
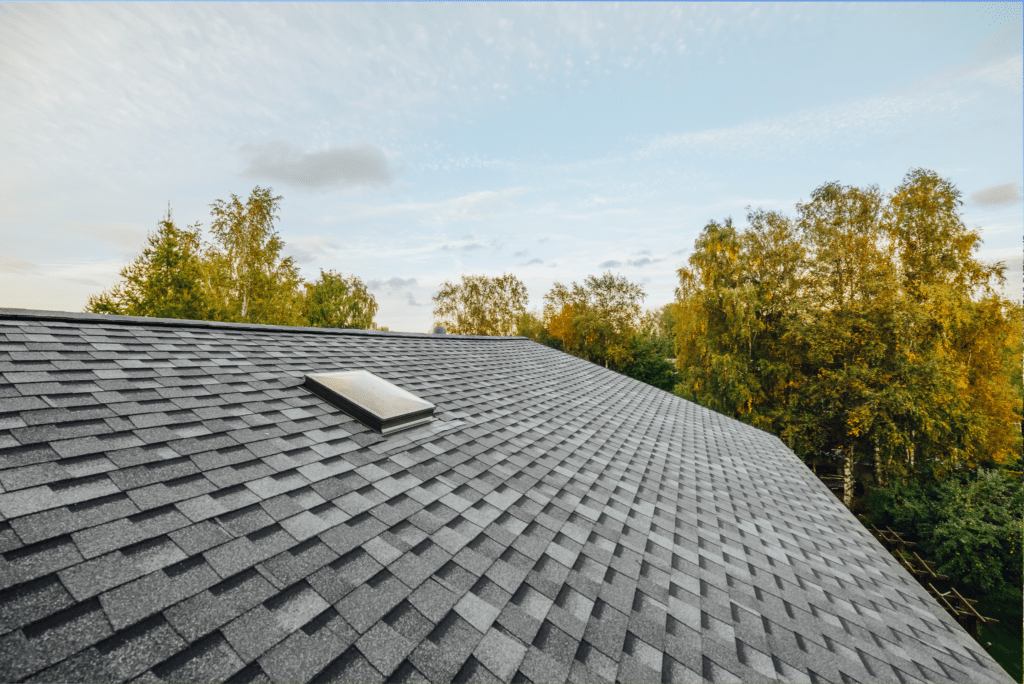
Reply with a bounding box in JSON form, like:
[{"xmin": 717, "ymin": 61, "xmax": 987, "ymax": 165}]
[{"xmin": 0, "ymin": 308, "xmax": 525, "ymax": 340}]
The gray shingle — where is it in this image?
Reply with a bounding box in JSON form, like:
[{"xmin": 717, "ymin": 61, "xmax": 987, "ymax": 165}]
[
  {"xmin": 24, "ymin": 645, "xmax": 121, "ymax": 684},
  {"xmin": 99, "ymin": 557, "xmax": 220, "ymax": 631},
  {"xmin": 94, "ymin": 614, "xmax": 187, "ymax": 681},
  {"xmin": 150, "ymin": 632, "xmax": 244, "ymax": 683},
  {"xmin": 312, "ymin": 645, "xmax": 385, "ymax": 684},
  {"xmin": 0, "ymin": 310, "xmax": 1012, "ymax": 684},
  {"xmin": 258, "ymin": 611, "xmax": 353, "ymax": 683},
  {"xmin": 14, "ymin": 492, "xmax": 139, "ymax": 547},
  {"xmin": 168, "ymin": 519, "xmax": 232, "ymax": 556},
  {"xmin": 0, "ymin": 597, "xmax": 113, "ymax": 681},
  {"xmin": 1, "ymin": 535, "xmax": 84, "ymax": 589},
  {"xmin": 0, "ymin": 574, "xmax": 76, "ymax": 634}
]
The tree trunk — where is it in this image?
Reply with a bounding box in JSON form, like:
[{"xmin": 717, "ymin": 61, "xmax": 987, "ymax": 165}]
[
  {"xmin": 843, "ymin": 446, "xmax": 855, "ymax": 508},
  {"xmin": 906, "ymin": 431, "xmax": 915, "ymax": 474}
]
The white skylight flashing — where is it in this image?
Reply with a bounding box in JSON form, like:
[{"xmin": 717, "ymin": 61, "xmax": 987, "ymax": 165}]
[{"xmin": 303, "ymin": 370, "xmax": 434, "ymax": 435}]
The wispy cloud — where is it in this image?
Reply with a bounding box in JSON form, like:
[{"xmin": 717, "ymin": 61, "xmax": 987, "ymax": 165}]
[
  {"xmin": 239, "ymin": 140, "xmax": 394, "ymax": 190},
  {"xmin": 322, "ymin": 187, "xmax": 526, "ymax": 228},
  {"xmin": 639, "ymin": 88, "xmax": 975, "ymax": 159},
  {"xmin": 598, "ymin": 256, "xmax": 661, "ymax": 269},
  {"xmin": 979, "ymin": 249, "xmax": 1023, "ymax": 303},
  {"xmin": 441, "ymin": 242, "xmax": 486, "ymax": 252},
  {"xmin": 640, "ymin": 53, "xmax": 1019, "ymax": 162},
  {"xmin": 61, "ymin": 276, "xmax": 105, "ymax": 287},
  {"xmin": 288, "ymin": 235, "xmax": 342, "ymax": 265},
  {"xmin": 0, "ymin": 258, "xmax": 40, "ymax": 276},
  {"xmin": 367, "ymin": 277, "xmax": 418, "ymax": 291},
  {"xmin": 1001, "ymin": 254, "xmax": 1022, "ymax": 303},
  {"xmin": 429, "ymin": 188, "xmax": 524, "ymax": 224},
  {"xmin": 1, "ymin": 3, "xmax": 1017, "ymax": 333},
  {"xmin": 970, "ymin": 182, "xmax": 1022, "ymax": 206}
]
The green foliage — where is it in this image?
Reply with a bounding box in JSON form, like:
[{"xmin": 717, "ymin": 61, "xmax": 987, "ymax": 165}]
[
  {"xmin": 85, "ymin": 209, "xmax": 215, "ymax": 321},
  {"xmin": 432, "ymin": 273, "xmax": 528, "ymax": 336},
  {"xmin": 515, "ymin": 310, "xmax": 544, "ymax": 340},
  {"xmin": 86, "ymin": 188, "xmax": 309, "ymax": 327},
  {"xmin": 206, "ymin": 187, "xmax": 304, "ymax": 326},
  {"xmin": 887, "ymin": 168, "xmax": 996, "ymax": 296},
  {"xmin": 543, "ymin": 271, "xmax": 645, "ymax": 370},
  {"xmin": 304, "ymin": 270, "xmax": 378, "ymax": 329},
  {"xmin": 674, "ymin": 169, "xmax": 1022, "ymax": 502},
  {"xmin": 674, "ymin": 211, "xmax": 803, "ymax": 433},
  {"xmin": 656, "ymin": 302, "xmax": 680, "ymax": 347},
  {"xmin": 619, "ymin": 325, "xmax": 675, "ymax": 391},
  {"xmin": 978, "ymin": 602, "xmax": 1023, "ymax": 684},
  {"xmin": 520, "ymin": 279, "xmax": 674, "ymax": 390},
  {"xmin": 866, "ymin": 469, "xmax": 1023, "ymax": 594},
  {"xmin": 516, "ymin": 310, "xmax": 565, "ymax": 351}
]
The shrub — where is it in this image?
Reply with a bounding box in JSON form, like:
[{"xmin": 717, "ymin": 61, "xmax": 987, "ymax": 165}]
[{"xmin": 866, "ymin": 468, "xmax": 1023, "ymax": 594}]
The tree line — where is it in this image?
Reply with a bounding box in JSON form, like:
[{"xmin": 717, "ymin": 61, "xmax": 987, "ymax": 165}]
[
  {"xmin": 88, "ymin": 172, "xmax": 1021, "ymax": 500},
  {"xmin": 673, "ymin": 169, "xmax": 1021, "ymax": 506},
  {"xmin": 87, "ymin": 187, "xmax": 380, "ymax": 330},
  {"xmin": 87, "ymin": 184, "xmax": 680, "ymax": 389},
  {"xmin": 431, "ymin": 271, "xmax": 679, "ymax": 392}
]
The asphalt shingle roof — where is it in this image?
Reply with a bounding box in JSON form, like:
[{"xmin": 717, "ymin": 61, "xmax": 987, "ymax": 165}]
[{"xmin": 0, "ymin": 309, "xmax": 1013, "ymax": 684}]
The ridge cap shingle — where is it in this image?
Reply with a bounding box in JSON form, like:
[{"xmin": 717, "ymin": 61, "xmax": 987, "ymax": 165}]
[{"xmin": 0, "ymin": 309, "xmax": 525, "ymax": 340}]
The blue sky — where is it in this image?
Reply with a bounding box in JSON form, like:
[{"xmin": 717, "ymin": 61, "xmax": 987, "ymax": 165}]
[{"xmin": 1, "ymin": 2, "xmax": 1020, "ymax": 332}]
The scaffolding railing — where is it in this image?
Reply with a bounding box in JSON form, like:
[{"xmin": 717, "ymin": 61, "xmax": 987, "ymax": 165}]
[{"xmin": 862, "ymin": 521, "xmax": 997, "ymax": 649}]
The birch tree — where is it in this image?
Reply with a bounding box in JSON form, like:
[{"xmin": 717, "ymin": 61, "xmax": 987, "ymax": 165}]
[
  {"xmin": 542, "ymin": 272, "xmax": 645, "ymax": 370},
  {"xmin": 305, "ymin": 270, "xmax": 378, "ymax": 329},
  {"xmin": 206, "ymin": 186, "xmax": 304, "ymax": 326},
  {"xmin": 432, "ymin": 273, "xmax": 528, "ymax": 336}
]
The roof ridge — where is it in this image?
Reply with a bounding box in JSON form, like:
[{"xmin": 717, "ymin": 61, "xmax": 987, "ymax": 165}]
[{"xmin": 0, "ymin": 309, "xmax": 524, "ymax": 341}]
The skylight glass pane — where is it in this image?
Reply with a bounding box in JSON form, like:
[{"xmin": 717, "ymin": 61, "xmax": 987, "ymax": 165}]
[{"xmin": 304, "ymin": 370, "xmax": 434, "ymax": 435}]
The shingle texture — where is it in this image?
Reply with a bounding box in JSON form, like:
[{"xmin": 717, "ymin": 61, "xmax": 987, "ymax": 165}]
[{"xmin": 0, "ymin": 309, "xmax": 1013, "ymax": 684}]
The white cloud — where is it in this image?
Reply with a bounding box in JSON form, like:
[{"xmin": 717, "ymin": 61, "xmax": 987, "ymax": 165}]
[
  {"xmin": 970, "ymin": 182, "xmax": 1022, "ymax": 206},
  {"xmin": 239, "ymin": 140, "xmax": 394, "ymax": 190},
  {"xmin": 288, "ymin": 235, "xmax": 343, "ymax": 265},
  {"xmin": 978, "ymin": 249, "xmax": 1023, "ymax": 303},
  {"xmin": 598, "ymin": 256, "xmax": 661, "ymax": 269},
  {"xmin": 367, "ymin": 277, "xmax": 418, "ymax": 291},
  {"xmin": 1000, "ymin": 255, "xmax": 1023, "ymax": 303}
]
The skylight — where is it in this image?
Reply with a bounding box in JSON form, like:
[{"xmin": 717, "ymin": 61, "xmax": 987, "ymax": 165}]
[{"xmin": 303, "ymin": 370, "xmax": 435, "ymax": 435}]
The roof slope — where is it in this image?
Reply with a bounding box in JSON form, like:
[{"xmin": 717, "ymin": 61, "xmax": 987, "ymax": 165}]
[{"xmin": 0, "ymin": 310, "xmax": 1012, "ymax": 684}]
